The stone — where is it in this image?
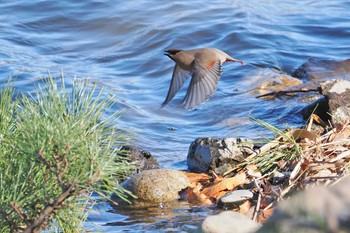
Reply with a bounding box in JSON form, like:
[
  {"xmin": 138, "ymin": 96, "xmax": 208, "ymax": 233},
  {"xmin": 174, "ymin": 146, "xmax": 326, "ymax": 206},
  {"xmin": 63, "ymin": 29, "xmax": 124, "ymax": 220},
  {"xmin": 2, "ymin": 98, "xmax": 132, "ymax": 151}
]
[
  {"xmin": 118, "ymin": 145, "xmax": 159, "ymax": 178},
  {"xmin": 202, "ymin": 211, "xmax": 262, "ymax": 233},
  {"xmin": 217, "ymin": 190, "xmax": 254, "ymax": 208},
  {"xmin": 116, "ymin": 169, "xmax": 190, "ymax": 205},
  {"xmin": 300, "ymin": 95, "xmax": 331, "ymax": 124},
  {"xmin": 272, "ymin": 171, "xmax": 288, "ymax": 185},
  {"xmin": 293, "ymin": 58, "xmax": 350, "ymax": 80},
  {"xmin": 254, "ymin": 69, "xmax": 303, "ymax": 95},
  {"xmin": 257, "ymin": 176, "xmax": 350, "ymax": 233},
  {"xmin": 187, "ymin": 137, "xmax": 255, "ymax": 174},
  {"xmin": 320, "ymin": 79, "xmax": 350, "ymax": 123}
]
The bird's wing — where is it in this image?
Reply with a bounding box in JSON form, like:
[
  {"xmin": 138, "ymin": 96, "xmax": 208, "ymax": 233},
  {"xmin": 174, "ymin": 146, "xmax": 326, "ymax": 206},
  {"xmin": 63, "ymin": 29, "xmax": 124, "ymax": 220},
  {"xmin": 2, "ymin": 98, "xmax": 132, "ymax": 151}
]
[
  {"xmin": 179, "ymin": 59, "xmax": 222, "ymax": 109},
  {"xmin": 162, "ymin": 65, "xmax": 190, "ymax": 107}
]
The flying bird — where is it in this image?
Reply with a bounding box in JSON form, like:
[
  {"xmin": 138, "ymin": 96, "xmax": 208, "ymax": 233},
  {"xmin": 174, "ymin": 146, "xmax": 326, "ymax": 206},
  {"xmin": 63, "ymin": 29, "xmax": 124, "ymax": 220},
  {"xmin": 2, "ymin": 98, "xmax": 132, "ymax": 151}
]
[{"xmin": 162, "ymin": 48, "xmax": 245, "ymax": 109}]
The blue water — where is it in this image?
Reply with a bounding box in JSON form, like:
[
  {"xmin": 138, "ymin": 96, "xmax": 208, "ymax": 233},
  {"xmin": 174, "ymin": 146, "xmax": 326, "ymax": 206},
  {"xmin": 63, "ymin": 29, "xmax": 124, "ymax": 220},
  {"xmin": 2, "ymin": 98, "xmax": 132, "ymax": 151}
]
[{"xmin": 1, "ymin": 0, "xmax": 349, "ymax": 231}]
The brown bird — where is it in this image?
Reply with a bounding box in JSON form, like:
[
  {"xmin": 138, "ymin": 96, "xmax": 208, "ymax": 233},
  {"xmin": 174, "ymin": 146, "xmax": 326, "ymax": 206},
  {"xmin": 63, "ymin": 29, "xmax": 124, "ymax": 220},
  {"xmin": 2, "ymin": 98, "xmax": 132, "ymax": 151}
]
[{"xmin": 162, "ymin": 48, "xmax": 245, "ymax": 109}]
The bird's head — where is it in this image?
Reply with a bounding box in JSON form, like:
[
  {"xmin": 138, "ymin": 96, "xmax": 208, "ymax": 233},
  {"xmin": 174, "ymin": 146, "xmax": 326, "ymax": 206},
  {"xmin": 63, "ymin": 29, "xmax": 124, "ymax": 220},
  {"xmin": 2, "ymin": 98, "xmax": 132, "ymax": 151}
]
[{"xmin": 164, "ymin": 49, "xmax": 182, "ymax": 61}]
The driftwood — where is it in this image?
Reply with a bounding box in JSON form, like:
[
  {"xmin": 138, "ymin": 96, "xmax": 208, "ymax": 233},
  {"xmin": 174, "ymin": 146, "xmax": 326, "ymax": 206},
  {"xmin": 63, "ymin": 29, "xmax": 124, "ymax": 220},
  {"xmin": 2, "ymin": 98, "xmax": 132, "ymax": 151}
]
[{"xmin": 256, "ymin": 87, "xmax": 321, "ymax": 99}]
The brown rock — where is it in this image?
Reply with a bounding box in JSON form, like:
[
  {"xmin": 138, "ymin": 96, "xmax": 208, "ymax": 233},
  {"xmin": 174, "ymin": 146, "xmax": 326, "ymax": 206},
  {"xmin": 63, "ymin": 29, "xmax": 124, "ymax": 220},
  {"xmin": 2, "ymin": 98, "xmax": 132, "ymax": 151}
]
[
  {"xmin": 119, "ymin": 169, "xmax": 190, "ymax": 204},
  {"xmin": 294, "ymin": 58, "xmax": 350, "ymax": 80}
]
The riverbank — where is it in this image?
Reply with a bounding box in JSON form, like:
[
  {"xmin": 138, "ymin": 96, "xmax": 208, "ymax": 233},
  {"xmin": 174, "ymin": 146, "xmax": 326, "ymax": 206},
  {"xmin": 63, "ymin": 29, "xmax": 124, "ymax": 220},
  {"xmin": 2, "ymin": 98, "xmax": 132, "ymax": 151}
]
[{"xmin": 115, "ymin": 58, "xmax": 350, "ymax": 232}]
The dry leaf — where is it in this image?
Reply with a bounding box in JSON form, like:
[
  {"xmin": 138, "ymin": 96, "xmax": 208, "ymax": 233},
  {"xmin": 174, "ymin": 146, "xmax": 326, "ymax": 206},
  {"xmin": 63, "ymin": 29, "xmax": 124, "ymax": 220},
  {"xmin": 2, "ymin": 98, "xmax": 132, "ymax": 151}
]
[
  {"xmin": 213, "ymin": 190, "xmax": 231, "ymax": 200},
  {"xmin": 187, "ymin": 182, "xmax": 212, "ymax": 205},
  {"xmin": 204, "ymin": 172, "xmax": 247, "ymax": 198},
  {"xmin": 286, "ymin": 129, "xmax": 317, "ymax": 142},
  {"xmin": 257, "ymin": 207, "xmax": 274, "ymax": 224},
  {"xmin": 246, "ymin": 164, "xmax": 262, "ymax": 178},
  {"xmin": 181, "ymin": 171, "xmax": 211, "ymax": 183},
  {"xmin": 329, "ymin": 150, "xmax": 350, "ymax": 162},
  {"xmin": 312, "ymin": 114, "xmax": 328, "ymax": 128},
  {"xmin": 239, "ymin": 200, "xmax": 252, "ymax": 215},
  {"xmin": 212, "ymin": 176, "xmax": 224, "ymax": 184}
]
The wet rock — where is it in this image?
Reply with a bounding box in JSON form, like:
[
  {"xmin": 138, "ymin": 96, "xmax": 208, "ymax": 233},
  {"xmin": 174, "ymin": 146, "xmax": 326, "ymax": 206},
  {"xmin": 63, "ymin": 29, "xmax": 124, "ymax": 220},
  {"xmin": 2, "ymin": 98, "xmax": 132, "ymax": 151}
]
[
  {"xmin": 116, "ymin": 169, "xmax": 190, "ymax": 205},
  {"xmin": 293, "ymin": 58, "xmax": 350, "ymax": 80},
  {"xmin": 300, "ymin": 95, "xmax": 331, "ymax": 124},
  {"xmin": 254, "ymin": 69, "xmax": 303, "ymax": 95},
  {"xmin": 118, "ymin": 145, "xmax": 159, "ymax": 176},
  {"xmin": 187, "ymin": 137, "xmax": 255, "ymax": 174},
  {"xmin": 202, "ymin": 211, "xmax": 262, "ymax": 233},
  {"xmin": 257, "ymin": 176, "xmax": 350, "ymax": 233},
  {"xmin": 320, "ymin": 79, "xmax": 350, "ymax": 123},
  {"xmin": 217, "ymin": 190, "xmax": 254, "ymax": 208}
]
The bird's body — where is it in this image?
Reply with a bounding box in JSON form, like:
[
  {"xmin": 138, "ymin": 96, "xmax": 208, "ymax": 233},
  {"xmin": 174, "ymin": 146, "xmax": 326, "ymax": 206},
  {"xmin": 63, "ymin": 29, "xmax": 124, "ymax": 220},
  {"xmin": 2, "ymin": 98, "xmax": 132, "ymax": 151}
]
[{"xmin": 162, "ymin": 48, "xmax": 245, "ymax": 109}]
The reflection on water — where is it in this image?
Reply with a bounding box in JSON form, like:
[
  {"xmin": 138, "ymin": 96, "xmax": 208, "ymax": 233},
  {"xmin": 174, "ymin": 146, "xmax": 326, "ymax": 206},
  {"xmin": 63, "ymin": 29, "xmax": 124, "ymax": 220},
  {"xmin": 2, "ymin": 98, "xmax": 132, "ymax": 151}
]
[
  {"xmin": 1, "ymin": 0, "xmax": 350, "ymax": 231},
  {"xmin": 88, "ymin": 201, "xmax": 216, "ymax": 232}
]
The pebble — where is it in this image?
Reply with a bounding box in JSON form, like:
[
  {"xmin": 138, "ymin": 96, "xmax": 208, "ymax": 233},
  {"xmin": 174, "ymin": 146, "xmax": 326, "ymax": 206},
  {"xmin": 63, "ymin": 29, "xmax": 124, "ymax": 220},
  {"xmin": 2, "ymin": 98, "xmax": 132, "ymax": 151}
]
[{"xmin": 218, "ymin": 190, "xmax": 254, "ymax": 208}]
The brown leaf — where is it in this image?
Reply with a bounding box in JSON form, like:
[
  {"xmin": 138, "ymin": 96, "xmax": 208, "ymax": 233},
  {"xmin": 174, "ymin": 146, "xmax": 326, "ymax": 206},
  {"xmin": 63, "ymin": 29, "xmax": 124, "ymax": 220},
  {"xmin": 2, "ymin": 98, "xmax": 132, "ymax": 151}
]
[
  {"xmin": 239, "ymin": 200, "xmax": 252, "ymax": 215},
  {"xmin": 212, "ymin": 190, "xmax": 231, "ymax": 200},
  {"xmin": 312, "ymin": 114, "xmax": 328, "ymax": 127},
  {"xmin": 187, "ymin": 182, "xmax": 212, "ymax": 205},
  {"xmin": 257, "ymin": 207, "xmax": 274, "ymax": 224},
  {"xmin": 212, "ymin": 176, "xmax": 224, "ymax": 184},
  {"xmin": 181, "ymin": 171, "xmax": 211, "ymax": 183},
  {"xmin": 286, "ymin": 129, "xmax": 317, "ymax": 142},
  {"xmin": 204, "ymin": 172, "xmax": 247, "ymax": 198}
]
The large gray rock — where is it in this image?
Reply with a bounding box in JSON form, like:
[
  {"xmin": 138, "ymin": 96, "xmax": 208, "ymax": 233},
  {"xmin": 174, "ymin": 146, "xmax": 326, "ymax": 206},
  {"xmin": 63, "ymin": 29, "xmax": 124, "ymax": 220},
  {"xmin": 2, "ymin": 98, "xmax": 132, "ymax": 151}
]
[
  {"xmin": 187, "ymin": 137, "xmax": 255, "ymax": 174},
  {"xmin": 202, "ymin": 211, "xmax": 262, "ymax": 233},
  {"xmin": 294, "ymin": 58, "xmax": 350, "ymax": 80},
  {"xmin": 320, "ymin": 79, "xmax": 350, "ymax": 123},
  {"xmin": 257, "ymin": 176, "xmax": 350, "ymax": 233},
  {"xmin": 117, "ymin": 169, "xmax": 190, "ymax": 205}
]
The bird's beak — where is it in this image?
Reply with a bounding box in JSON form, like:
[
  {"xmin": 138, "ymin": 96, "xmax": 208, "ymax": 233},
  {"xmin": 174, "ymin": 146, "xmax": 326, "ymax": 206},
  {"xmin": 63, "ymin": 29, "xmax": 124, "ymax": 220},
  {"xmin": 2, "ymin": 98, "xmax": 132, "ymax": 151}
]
[{"xmin": 164, "ymin": 51, "xmax": 175, "ymax": 61}]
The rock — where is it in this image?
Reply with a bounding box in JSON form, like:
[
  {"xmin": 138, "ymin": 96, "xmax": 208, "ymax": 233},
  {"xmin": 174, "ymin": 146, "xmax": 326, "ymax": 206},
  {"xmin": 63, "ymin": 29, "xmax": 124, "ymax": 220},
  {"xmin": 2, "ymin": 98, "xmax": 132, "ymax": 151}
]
[
  {"xmin": 272, "ymin": 171, "xmax": 288, "ymax": 185},
  {"xmin": 202, "ymin": 211, "xmax": 262, "ymax": 233},
  {"xmin": 217, "ymin": 190, "xmax": 254, "ymax": 208},
  {"xmin": 116, "ymin": 169, "xmax": 190, "ymax": 205},
  {"xmin": 118, "ymin": 145, "xmax": 159, "ymax": 177},
  {"xmin": 300, "ymin": 95, "xmax": 331, "ymax": 124},
  {"xmin": 300, "ymin": 79, "xmax": 350, "ymax": 124},
  {"xmin": 257, "ymin": 176, "xmax": 350, "ymax": 233},
  {"xmin": 320, "ymin": 79, "xmax": 350, "ymax": 123},
  {"xmin": 254, "ymin": 69, "xmax": 303, "ymax": 95},
  {"xmin": 293, "ymin": 58, "xmax": 350, "ymax": 80},
  {"xmin": 187, "ymin": 137, "xmax": 255, "ymax": 174}
]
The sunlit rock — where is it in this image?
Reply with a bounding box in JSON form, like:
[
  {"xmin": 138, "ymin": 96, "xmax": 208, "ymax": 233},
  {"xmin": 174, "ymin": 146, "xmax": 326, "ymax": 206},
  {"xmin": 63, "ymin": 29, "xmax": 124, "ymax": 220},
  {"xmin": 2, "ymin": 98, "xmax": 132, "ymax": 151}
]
[
  {"xmin": 202, "ymin": 211, "xmax": 262, "ymax": 233},
  {"xmin": 187, "ymin": 137, "xmax": 255, "ymax": 174},
  {"xmin": 118, "ymin": 169, "xmax": 190, "ymax": 204},
  {"xmin": 217, "ymin": 190, "xmax": 254, "ymax": 208},
  {"xmin": 320, "ymin": 79, "xmax": 350, "ymax": 123},
  {"xmin": 254, "ymin": 69, "xmax": 303, "ymax": 95}
]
